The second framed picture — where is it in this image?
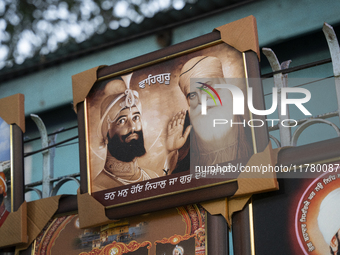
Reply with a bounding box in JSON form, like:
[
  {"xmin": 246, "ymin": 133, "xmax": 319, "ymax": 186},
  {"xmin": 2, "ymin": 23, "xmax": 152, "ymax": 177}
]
[{"xmin": 252, "ymin": 137, "xmax": 340, "ymax": 255}]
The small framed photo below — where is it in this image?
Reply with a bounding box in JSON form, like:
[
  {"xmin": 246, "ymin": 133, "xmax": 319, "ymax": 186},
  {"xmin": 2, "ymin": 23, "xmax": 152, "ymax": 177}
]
[
  {"xmin": 0, "ymin": 93, "xmax": 26, "ymax": 247},
  {"xmin": 28, "ymin": 204, "xmax": 218, "ymax": 255},
  {"xmin": 74, "ymin": 16, "xmax": 272, "ymax": 215}
]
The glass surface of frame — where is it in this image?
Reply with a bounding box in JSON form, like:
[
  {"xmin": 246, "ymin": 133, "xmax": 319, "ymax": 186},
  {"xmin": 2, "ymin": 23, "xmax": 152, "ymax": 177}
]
[
  {"xmin": 83, "ymin": 41, "xmax": 267, "ymax": 209},
  {"xmin": 29, "ymin": 204, "xmax": 208, "ymax": 255},
  {"xmin": 75, "ymin": 23, "xmax": 269, "ymax": 213},
  {"xmin": 87, "ymin": 43, "xmax": 249, "ymax": 189}
]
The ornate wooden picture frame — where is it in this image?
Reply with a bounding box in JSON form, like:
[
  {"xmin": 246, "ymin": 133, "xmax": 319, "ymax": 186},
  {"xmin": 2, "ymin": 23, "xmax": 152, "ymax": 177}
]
[
  {"xmin": 73, "ymin": 16, "xmax": 277, "ymax": 220},
  {"xmin": 19, "ymin": 199, "xmax": 230, "ymax": 255}
]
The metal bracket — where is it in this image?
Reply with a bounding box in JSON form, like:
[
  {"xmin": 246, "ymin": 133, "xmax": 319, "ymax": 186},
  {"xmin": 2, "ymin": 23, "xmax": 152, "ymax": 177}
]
[
  {"xmin": 262, "ymin": 48, "xmax": 292, "ymax": 147},
  {"xmin": 50, "ymin": 177, "xmax": 80, "ymax": 197},
  {"xmin": 25, "ymin": 187, "xmax": 43, "ymax": 199},
  {"xmin": 291, "ymin": 119, "xmax": 340, "ymax": 146},
  {"xmin": 30, "ymin": 114, "xmax": 60, "ymax": 198}
]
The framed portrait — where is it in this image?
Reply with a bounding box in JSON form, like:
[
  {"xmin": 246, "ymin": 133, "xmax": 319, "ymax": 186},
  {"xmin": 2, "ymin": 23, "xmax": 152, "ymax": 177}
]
[
  {"xmin": 251, "ymin": 137, "xmax": 340, "ymax": 255},
  {"xmin": 20, "ymin": 201, "xmax": 229, "ymax": 255},
  {"xmin": 0, "ymin": 115, "xmax": 12, "ymax": 228},
  {"xmin": 74, "ymin": 16, "xmax": 274, "ymax": 217},
  {"xmin": 0, "ymin": 93, "xmax": 26, "ymax": 248}
]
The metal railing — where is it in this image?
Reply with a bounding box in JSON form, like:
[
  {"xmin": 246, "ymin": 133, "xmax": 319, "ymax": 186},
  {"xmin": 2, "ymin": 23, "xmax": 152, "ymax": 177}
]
[
  {"xmin": 263, "ymin": 23, "xmax": 340, "ymax": 147},
  {"xmin": 21, "ymin": 22, "xmax": 340, "ymax": 199},
  {"xmin": 23, "ymin": 116, "xmax": 80, "ymax": 199}
]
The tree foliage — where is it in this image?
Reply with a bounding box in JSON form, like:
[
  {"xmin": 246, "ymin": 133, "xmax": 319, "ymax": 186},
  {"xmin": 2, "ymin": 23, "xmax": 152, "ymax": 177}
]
[{"xmin": 0, "ymin": 0, "xmax": 191, "ymax": 70}]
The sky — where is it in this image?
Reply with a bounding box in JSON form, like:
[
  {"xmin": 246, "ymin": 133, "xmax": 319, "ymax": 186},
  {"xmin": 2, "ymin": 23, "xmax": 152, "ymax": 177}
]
[{"xmin": 0, "ymin": 117, "xmax": 10, "ymax": 162}]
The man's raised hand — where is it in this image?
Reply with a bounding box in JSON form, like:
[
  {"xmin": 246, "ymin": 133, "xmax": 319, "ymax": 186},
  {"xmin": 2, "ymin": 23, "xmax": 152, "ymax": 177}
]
[{"xmin": 166, "ymin": 109, "xmax": 191, "ymax": 152}]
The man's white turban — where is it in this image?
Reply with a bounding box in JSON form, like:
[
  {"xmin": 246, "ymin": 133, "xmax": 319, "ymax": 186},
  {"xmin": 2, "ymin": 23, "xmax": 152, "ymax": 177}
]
[
  {"xmin": 317, "ymin": 187, "xmax": 340, "ymax": 245},
  {"xmin": 97, "ymin": 73, "xmax": 142, "ymax": 142}
]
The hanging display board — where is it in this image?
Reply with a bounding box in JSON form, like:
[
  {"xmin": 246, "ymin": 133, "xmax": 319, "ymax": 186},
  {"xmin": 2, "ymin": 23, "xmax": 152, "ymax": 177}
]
[
  {"xmin": 19, "ymin": 201, "xmax": 231, "ymax": 255},
  {"xmin": 73, "ymin": 16, "xmax": 278, "ymax": 221}
]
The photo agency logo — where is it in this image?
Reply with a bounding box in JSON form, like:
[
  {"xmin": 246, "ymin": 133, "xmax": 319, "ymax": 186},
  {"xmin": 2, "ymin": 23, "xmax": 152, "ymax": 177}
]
[
  {"xmin": 195, "ymin": 79, "xmax": 312, "ymax": 128},
  {"xmin": 196, "ymin": 81, "xmax": 223, "ymax": 114}
]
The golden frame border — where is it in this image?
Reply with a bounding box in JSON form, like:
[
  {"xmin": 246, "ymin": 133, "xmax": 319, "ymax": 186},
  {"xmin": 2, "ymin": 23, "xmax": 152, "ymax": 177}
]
[
  {"xmin": 249, "ymin": 199, "xmax": 255, "ymax": 255},
  {"xmin": 10, "ymin": 124, "xmax": 14, "ymax": 212}
]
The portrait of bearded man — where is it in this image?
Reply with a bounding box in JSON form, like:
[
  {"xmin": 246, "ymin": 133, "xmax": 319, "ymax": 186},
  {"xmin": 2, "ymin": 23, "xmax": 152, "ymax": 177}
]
[
  {"xmin": 178, "ymin": 55, "xmax": 253, "ymax": 167},
  {"xmin": 92, "ymin": 73, "xmax": 190, "ymax": 192}
]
